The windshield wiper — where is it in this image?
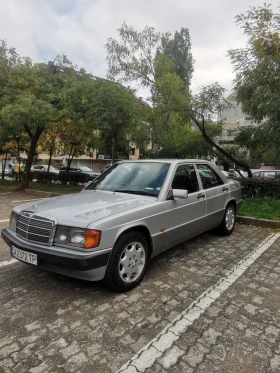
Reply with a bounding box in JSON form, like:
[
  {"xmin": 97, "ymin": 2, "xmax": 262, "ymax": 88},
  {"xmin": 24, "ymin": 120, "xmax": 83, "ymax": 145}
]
[{"xmin": 114, "ymin": 190, "xmax": 157, "ymax": 197}]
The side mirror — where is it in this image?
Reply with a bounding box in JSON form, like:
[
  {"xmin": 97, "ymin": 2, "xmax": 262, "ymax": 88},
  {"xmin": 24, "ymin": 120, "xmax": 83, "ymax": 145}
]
[{"xmin": 172, "ymin": 189, "xmax": 188, "ymax": 199}]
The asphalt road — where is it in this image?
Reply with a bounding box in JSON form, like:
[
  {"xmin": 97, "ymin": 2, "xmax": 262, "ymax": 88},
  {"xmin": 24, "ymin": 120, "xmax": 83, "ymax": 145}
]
[{"xmin": 0, "ymin": 190, "xmax": 279, "ymax": 373}]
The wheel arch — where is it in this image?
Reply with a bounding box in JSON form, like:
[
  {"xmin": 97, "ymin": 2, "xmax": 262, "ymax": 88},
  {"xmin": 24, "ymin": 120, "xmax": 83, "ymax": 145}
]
[
  {"xmin": 226, "ymin": 198, "xmax": 236, "ymax": 211},
  {"xmin": 115, "ymin": 225, "xmax": 153, "ymax": 258}
]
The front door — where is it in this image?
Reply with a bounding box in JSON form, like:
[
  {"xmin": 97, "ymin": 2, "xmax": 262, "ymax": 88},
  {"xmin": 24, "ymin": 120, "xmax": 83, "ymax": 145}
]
[
  {"xmin": 165, "ymin": 164, "xmax": 207, "ymax": 248},
  {"xmin": 196, "ymin": 164, "xmax": 229, "ymax": 229}
]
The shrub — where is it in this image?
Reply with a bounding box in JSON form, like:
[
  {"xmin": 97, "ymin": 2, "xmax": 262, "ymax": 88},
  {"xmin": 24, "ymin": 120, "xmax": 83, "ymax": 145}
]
[
  {"xmin": 29, "ymin": 172, "xmax": 93, "ymax": 185},
  {"xmin": 238, "ymin": 178, "xmax": 280, "ymax": 200}
]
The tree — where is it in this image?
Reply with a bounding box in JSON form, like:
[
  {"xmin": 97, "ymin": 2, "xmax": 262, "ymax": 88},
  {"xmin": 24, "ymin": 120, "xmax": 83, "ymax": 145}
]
[
  {"xmin": 0, "ymin": 64, "xmax": 56, "ymax": 188},
  {"xmin": 160, "ymin": 28, "xmax": 194, "ymax": 87},
  {"xmin": 90, "ymin": 82, "xmax": 140, "ymax": 164},
  {"xmin": 106, "ymin": 23, "xmax": 253, "ymax": 174},
  {"xmin": 58, "ymin": 76, "xmax": 101, "ymax": 170},
  {"xmin": 228, "ymin": 4, "xmax": 280, "ymax": 124},
  {"xmin": 0, "ymin": 43, "xmax": 86, "ymax": 189},
  {"xmin": 106, "ymin": 23, "xmax": 194, "ymax": 91}
]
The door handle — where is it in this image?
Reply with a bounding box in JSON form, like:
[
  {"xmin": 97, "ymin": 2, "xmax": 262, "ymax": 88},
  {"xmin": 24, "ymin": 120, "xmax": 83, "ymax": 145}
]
[
  {"xmin": 222, "ymin": 187, "xmax": 229, "ymax": 191},
  {"xmin": 197, "ymin": 193, "xmax": 205, "ymax": 199}
]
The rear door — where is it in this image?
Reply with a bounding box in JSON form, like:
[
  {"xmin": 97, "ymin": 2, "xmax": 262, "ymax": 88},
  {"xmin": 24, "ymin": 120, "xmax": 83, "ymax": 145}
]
[
  {"xmin": 196, "ymin": 164, "xmax": 229, "ymax": 229},
  {"xmin": 165, "ymin": 163, "xmax": 207, "ymax": 247}
]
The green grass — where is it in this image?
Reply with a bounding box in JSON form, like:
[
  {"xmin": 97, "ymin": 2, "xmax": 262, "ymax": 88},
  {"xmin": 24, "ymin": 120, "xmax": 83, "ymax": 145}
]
[
  {"xmin": 238, "ymin": 198, "xmax": 280, "ymax": 221},
  {"xmin": 0, "ymin": 179, "xmax": 83, "ymax": 194}
]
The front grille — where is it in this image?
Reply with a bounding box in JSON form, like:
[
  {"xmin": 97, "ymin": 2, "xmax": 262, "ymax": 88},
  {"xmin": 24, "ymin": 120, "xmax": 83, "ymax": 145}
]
[{"xmin": 16, "ymin": 212, "xmax": 54, "ymax": 245}]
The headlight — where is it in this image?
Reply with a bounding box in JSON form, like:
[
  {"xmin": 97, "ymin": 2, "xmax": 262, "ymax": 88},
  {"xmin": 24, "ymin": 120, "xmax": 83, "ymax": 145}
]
[
  {"xmin": 54, "ymin": 226, "xmax": 101, "ymax": 249},
  {"xmin": 9, "ymin": 211, "xmax": 18, "ymax": 231}
]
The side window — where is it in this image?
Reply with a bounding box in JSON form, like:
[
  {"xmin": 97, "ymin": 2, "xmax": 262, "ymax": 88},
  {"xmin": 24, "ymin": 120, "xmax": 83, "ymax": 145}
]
[
  {"xmin": 263, "ymin": 171, "xmax": 275, "ymax": 179},
  {"xmin": 172, "ymin": 164, "xmax": 199, "ymax": 194},
  {"xmin": 196, "ymin": 164, "xmax": 224, "ymax": 189}
]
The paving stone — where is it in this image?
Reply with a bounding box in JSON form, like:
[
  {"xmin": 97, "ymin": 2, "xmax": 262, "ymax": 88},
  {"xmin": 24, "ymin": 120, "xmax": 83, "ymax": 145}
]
[
  {"xmin": 157, "ymin": 345, "xmax": 185, "ymax": 369},
  {"xmin": 182, "ymin": 343, "xmax": 209, "ymax": 367},
  {"xmin": 0, "ymin": 217, "xmax": 278, "ymax": 373}
]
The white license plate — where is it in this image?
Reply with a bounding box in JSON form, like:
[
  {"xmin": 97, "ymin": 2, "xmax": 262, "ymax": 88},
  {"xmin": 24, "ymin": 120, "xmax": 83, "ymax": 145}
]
[{"xmin": 11, "ymin": 245, "xmax": 37, "ymax": 265}]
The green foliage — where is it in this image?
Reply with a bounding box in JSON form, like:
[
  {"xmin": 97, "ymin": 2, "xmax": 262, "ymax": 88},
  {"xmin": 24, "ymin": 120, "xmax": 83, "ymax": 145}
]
[
  {"xmin": 235, "ymin": 124, "xmax": 280, "ymax": 166},
  {"xmin": 29, "ymin": 171, "xmax": 93, "ymax": 185},
  {"xmin": 89, "ymin": 81, "xmax": 140, "ymax": 162},
  {"xmin": 160, "ymin": 28, "xmax": 194, "ymax": 86},
  {"xmin": 106, "ymin": 23, "xmax": 194, "ymax": 90},
  {"xmin": 228, "ymin": 4, "xmax": 280, "ymax": 126},
  {"xmin": 239, "ymin": 178, "xmax": 280, "ymax": 200}
]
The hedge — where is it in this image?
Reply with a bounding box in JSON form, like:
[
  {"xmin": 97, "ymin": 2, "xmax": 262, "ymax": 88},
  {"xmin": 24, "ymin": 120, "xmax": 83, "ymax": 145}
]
[
  {"xmin": 238, "ymin": 178, "xmax": 280, "ymax": 200},
  {"xmin": 29, "ymin": 172, "xmax": 94, "ymax": 185}
]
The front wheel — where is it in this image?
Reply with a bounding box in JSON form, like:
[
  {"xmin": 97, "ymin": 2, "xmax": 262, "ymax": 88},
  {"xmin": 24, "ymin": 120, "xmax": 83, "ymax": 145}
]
[
  {"xmin": 104, "ymin": 231, "xmax": 149, "ymax": 291},
  {"xmin": 217, "ymin": 203, "xmax": 236, "ymax": 236}
]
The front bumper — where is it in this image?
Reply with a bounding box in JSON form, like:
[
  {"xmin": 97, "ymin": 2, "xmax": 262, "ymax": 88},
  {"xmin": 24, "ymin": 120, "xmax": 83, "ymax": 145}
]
[{"xmin": 1, "ymin": 228, "xmax": 111, "ymax": 281}]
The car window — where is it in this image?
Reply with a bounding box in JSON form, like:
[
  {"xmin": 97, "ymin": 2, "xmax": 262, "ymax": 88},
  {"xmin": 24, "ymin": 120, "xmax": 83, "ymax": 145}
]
[
  {"xmin": 172, "ymin": 164, "xmax": 199, "ymax": 194},
  {"xmin": 196, "ymin": 164, "xmax": 224, "ymax": 189},
  {"xmin": 263, "ymin": 171, "xmax": 275, "ymax": 178},
  {"xmin": 253, "ymin": 172, "xmax": 260, "ymax": 177}
]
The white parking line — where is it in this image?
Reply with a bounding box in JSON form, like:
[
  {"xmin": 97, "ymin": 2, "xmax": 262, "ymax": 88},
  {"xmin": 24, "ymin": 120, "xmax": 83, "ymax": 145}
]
[
  {"xmin": 0, "ymin": 259, "xmax": 18, "ymax": 267},
  {"xmin": 117, "ymin": 233, "xmax": 280, "ymax": 373},
  {"xmin": 11, "ymin": 198, "xmax": 44, "ymax": 203},
  {"xmin": 0, "ymin": 219, "xmax": 9, "ymax": 223}
]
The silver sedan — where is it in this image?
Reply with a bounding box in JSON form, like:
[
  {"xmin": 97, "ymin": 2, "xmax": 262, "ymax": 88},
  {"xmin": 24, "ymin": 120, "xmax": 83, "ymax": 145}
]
[{"xmin": 2, "ymin": 160, "xmax": 242, "ymax": 291}]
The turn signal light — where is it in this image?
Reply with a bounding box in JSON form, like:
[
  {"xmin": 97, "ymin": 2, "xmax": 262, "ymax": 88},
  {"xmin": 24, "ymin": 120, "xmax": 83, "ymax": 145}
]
[{"xmin": 84, "ymin": 230, "xmax": 101, "ymax": 249}]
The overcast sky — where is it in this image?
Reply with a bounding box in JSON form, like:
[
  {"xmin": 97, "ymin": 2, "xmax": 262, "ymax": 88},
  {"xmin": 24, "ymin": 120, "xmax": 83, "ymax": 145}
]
[{"xmin": 0, "ymin": 0, "xmax": 271, "ymax": 98}]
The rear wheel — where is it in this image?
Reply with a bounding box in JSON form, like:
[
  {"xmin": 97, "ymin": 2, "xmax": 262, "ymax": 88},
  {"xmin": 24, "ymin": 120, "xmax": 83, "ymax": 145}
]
[
  {"xmin": 105, "ymin": 231, "xmax": 149, "ymax": 291},
  {"xmin": 217, "ymin": 203, "xmax": 236, "ymax": 236}
]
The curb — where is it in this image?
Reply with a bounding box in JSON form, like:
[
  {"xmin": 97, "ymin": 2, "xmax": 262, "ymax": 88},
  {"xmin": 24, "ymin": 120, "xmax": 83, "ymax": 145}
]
[{"xmin": 237, "ymin": 215, "xmax": 280, "ymax": 230}]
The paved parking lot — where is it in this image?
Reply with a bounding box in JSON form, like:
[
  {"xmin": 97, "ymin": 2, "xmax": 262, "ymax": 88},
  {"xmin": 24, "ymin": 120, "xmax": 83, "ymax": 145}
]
[{"xmin": 0, "ymin": 190, "xmax": 280, "ymax": 373}]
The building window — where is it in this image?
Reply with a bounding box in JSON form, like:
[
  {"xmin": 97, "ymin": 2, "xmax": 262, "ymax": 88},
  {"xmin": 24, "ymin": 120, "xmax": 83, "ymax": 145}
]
[{"xmin": 227, "ymin": 130, "xmax": 236, "ymax": 136}]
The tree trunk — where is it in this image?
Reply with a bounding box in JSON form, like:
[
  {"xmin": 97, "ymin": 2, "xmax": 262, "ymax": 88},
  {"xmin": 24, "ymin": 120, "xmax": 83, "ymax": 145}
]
[
  {"xmin": 191, "ymin": 115, "xmax": 253, "ymax": 178},
  {"xmin": 1, "ymin": 150, "xmax": 8, "ymax": 180},
  {"xmin": 66, "ymin": 144, "xmax": 73, "ymax": 172},
  {"xmin": 112, "ymin": 137, "xmax": 116, "ymax": 164},
  {"xmin": 1, "ymin": 158, "xmax": 4, "ymax": 180},
  {"xmin": 47, "ymin": 145, "xmax": 53, "ymax": 173},
  {"xmin": 21, "ymin": 126, "xmax": 44, "ymax": 190},
  {"xmin": 17, "ymin": 140, "xmax": 21, "ymax": 182}
]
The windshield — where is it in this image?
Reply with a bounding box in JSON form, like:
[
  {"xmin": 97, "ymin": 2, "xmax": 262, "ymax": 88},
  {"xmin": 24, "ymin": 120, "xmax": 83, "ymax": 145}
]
[{"xmin": 86, "ymin": 162, "xmax": 170, "ymax": 197}]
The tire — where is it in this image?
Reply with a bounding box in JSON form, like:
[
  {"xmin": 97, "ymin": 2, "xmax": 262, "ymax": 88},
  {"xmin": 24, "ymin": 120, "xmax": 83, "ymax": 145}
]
[
  {"xmin": 104, "ymin": 231, "xmax": 149, "ymax": 292},
  {"xmin": 217, "ymin": 202, "xmax": 236, "ymax": 236}
]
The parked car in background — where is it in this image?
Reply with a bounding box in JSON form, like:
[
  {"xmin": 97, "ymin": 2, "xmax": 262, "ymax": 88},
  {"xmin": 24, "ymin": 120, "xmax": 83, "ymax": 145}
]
[
  {"xmin": 252, "ymin": 170, "xmax": 280, "ymax": 180},
  {"xmin": 31, "ymin": 165, "xmax": 59, "ymax": 174},
  {"xmin": 228, "ymin": 169, "xmax": 248, "ymax": 178},
  {"xmin": 101, "ymin": 164, "xmax": 112, "ymax": 173},
  {"xmin": 59, "ymin": 166, "xmax": 100, "ymax": 179},
  {"xmin": 2, "ymin": 159, "xmax": 242, "ymax": 291},
  {"xmin": 0, "ymin": 166, "xmax": 10, "ymax": 176}
]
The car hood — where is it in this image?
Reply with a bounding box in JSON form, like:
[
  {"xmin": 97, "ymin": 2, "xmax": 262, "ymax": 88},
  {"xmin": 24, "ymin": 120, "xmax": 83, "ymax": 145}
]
[{"xmin": 15, "ymin": 190, "xmax": 156, "ymax": 227}]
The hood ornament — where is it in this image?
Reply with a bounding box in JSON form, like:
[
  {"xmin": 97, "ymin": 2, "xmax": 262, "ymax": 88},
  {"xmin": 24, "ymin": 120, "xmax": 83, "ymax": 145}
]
[{"xmin": 31, "ymin": 204, "xmax": 37, "ymax": 212}]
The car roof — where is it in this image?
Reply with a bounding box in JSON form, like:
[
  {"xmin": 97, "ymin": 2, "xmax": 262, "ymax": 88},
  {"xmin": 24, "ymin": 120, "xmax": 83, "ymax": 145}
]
[
  {"xmin": 253, "ymin": 169, "xmax": 280, "ymax": 172},
  {"xmin": 119, "ymin": 159, "xmax": 214, "ymax": 165}
]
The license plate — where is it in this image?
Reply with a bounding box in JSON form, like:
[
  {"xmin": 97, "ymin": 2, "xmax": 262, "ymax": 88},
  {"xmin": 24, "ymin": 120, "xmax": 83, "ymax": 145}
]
[{"xmin": 11, "ymin": 245, "xmax": 37, "ymax": 265}]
